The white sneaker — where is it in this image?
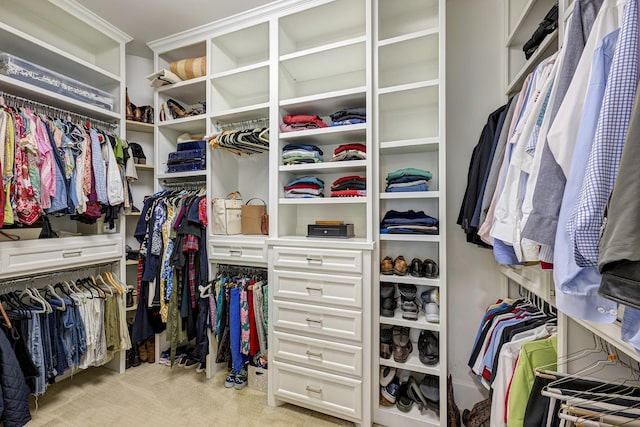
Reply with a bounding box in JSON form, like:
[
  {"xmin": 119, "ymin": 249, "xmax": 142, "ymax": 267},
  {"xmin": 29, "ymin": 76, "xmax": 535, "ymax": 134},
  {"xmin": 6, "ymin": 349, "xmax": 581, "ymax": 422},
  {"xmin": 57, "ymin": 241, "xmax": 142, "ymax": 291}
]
[{"xmin": 424, "ymin": 303, "xmax": 439, "ymax": 323}]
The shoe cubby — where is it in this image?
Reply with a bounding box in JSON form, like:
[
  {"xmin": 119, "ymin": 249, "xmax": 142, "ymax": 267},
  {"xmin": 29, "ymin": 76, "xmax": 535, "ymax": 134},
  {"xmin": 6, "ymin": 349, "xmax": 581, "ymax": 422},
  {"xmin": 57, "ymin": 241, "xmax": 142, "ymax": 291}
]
[
  {"xmin": 278, "ymin": 0, "xmax": 366, "ymax": 56},
  {"xmin": 378, "ymin": 85, "xmax": 439, "ymax": 143},
  {"xmin": 210, "ymin": 22, "xmax": 269, "ymax": 74},
  {"xmin": 377, "ymin": 0, "xmax": 439, "ymax": 41},
  {"xmin": 279, "ymin": 40, "xmax": 366, "ymax": 101},
  {"xmin": 377, "ymin": 366, "xmax": 441, "ymax": 424},
  {"xmin": 378, "ymin": 32, "xmax": 439, "ymax": 89}
]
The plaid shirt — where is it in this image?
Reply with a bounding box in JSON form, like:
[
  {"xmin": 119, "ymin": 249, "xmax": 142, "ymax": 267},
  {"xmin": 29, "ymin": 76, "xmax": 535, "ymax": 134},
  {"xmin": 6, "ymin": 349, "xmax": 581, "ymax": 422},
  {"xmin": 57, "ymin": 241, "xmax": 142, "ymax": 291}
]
[{"xmin": 568, "ymin": 0, "xmax": 639, "ymax": 267}]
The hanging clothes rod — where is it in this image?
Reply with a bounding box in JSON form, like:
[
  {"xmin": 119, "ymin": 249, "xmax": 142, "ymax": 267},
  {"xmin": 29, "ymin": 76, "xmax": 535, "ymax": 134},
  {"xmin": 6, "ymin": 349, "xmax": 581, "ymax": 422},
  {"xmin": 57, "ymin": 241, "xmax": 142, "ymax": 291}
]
[
  {"xmin": 0, "ymin": 260, "xmax": 120, "ymax": 290},
  {"xmin": 214, "ymin": 116, "xmax": 269, "ymax": 131},
  {"xmin": 161, "ymin": 179, "xmax": 206, "ymax": 191},
  {"xmin": 0, "ymin": 91, "xmax": 119, "ymax": 130},
  {"xmin": 216, "ymin": 264, "xmax": 267, "ymax": 276}
]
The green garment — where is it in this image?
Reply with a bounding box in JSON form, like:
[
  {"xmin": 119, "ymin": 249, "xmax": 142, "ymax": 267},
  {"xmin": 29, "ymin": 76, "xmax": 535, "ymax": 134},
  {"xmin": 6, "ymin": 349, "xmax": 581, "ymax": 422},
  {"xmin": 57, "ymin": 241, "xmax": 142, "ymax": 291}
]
[
  {"xmin": 283, "ymin": 156, "xmax": 321, "ymax": 164},
  {"xmin": 507, "ymin": 335, "xmax": 557, "ymax": 427},
  {"xmin": 104, "ymin": 294, "xmax": 120, "ymax": 351},
  {"xmin": 386, "ymin": 167, "xmax": 433, "ymax": 181},
  {"xmin": 113, "ymin": 135, "xmax": 125, "ymax": 165}
]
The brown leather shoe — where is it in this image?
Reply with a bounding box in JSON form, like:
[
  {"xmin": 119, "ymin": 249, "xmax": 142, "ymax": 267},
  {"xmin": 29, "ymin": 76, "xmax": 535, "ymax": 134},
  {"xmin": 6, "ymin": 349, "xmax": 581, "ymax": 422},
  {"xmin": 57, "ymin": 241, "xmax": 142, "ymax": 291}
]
[
  {"xmin": 393, "ymin": 256, "xmax": 408, "ymax": 276},
  {"xmin": 146, "ymin": 337, "xmax": 155, "ymax": 364},
  {"xmin": 138, "ymin": 342, "xmax": 148, "ymax": 363},
  {"xmin": 381, "ymin": 256, "xmax": 393, "ymax": 275}
]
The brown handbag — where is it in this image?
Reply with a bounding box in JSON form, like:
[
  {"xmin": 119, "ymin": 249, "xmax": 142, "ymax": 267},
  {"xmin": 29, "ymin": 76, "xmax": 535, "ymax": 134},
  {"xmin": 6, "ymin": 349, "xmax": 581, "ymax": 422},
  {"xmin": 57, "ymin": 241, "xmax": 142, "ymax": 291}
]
[{"xmin": 241, "ymin": 198, "xmax": 267, "ymax": 235}]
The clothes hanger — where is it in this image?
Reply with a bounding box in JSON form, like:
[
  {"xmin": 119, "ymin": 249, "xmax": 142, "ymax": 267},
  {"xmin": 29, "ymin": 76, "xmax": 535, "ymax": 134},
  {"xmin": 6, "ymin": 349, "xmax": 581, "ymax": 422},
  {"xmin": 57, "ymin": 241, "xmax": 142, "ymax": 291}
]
[
  {"xmin": 91, "ymin": 275, "xmax": 113, "ymax": 297},
  {"xmin": 30, "ymin": 288, "xmax": 53, "ymax": 314},
  {"xmin": 86, "ymin": 276, "xmax": 107, "ymax": 299},
  {"xmin": 44, "ymin": 284, "xmax": 66, "ymax": 311}
]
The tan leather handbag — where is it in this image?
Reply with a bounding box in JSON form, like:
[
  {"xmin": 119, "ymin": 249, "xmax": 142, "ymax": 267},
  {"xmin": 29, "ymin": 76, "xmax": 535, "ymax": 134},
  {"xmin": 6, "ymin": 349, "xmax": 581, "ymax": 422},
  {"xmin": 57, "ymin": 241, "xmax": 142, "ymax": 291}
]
[{"xmin": 241, "ymin": 198, "xmax": 268, "ymax": 235}]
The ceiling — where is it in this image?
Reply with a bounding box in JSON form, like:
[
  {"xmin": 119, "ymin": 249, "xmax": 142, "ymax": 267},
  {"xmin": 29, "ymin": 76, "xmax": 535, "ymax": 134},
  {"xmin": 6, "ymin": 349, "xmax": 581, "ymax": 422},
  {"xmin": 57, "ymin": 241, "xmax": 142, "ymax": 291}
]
[{"xmin": 76, "ymin": 0, "xmax": 275, "ymax": 57}]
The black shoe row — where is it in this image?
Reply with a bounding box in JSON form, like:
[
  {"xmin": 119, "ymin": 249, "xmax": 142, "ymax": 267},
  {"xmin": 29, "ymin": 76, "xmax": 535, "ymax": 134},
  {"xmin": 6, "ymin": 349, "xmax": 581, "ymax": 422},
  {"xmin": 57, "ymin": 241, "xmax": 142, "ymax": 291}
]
[
  {"xmin": 380, "ymin": 368, "xmax": 440, "ymax": 415},
  {"xmin": 380, "ymin": 325, "xmax": 439, "ymax": 366},
  {"xmin": 381, "ymin": 255, "xmax": 439, "ymax": 278}
]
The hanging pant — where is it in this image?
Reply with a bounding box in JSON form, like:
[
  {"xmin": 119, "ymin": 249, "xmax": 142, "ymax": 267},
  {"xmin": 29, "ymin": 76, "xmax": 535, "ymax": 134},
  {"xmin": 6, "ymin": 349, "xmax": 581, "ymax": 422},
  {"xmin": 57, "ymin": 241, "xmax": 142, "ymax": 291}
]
[
  {"xmin": 194, "ymin": 297, "xmax": 210, "ymax": 364},
  {"xmin": 229, "ymin": 287, "xmax": 249, "ymax": 372},
  {"xmin": 253, "ymin": 281, "xmax": 268, "ymax": 356}
]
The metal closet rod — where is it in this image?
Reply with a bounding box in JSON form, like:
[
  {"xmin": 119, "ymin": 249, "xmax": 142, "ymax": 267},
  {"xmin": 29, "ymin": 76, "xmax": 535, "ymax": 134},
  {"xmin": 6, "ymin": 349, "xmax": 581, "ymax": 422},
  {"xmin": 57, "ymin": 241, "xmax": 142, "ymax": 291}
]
[
  {"xmin": 161, "ymin": 179, "xmax": 206, "ymax": 191},
  {"xmin": 0, "ymin": 91, "xmax": 119, "ymax": 130},
  {"xmin": 216, "ymin": 264, "xmax": 267, "ymax": 275},
  {"xmin": 214, "ymin": 116, "xmax": 269, "ymax": 131},
  {"xmin": 0, "ymin": 260, "xmax": 120, "ymax": 289}
]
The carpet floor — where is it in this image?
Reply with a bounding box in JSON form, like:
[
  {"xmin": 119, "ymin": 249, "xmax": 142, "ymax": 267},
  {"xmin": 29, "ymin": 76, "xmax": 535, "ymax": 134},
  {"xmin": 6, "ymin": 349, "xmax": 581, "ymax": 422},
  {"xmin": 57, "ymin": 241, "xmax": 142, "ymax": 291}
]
[{"xmin": 27, "ymin": 363, "xmax": 355, "ymax": 427}]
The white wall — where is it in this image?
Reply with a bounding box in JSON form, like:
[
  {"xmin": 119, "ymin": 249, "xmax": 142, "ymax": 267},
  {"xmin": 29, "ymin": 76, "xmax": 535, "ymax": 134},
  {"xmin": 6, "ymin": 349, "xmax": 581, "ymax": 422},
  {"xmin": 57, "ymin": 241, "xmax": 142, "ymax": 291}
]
[
  {"xmin": 446, "ymin": 0, "xmax": 506, "ymax": 411},
  {"xmin": 126, "ymin": 54, "xmax": 154, "ymax": 106}
]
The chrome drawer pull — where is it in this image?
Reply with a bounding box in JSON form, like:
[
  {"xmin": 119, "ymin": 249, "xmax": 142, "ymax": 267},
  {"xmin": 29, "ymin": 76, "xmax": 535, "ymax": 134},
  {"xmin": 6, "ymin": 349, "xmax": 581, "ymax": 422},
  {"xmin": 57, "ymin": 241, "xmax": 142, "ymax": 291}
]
[
  {"xmin": 305, "ymin": 286, "xmax": 322, "ymax": 292},
  {"xmin": 229, "ymin": 250, "xmax": 243, "ymax": 256},
  {"xmin": 62, "ymin": 250, "xmax": 82, "ymax": 258},
  {"xmin": 305, "ymin": 385, "xmax": 322, "ymax": 394},
  {"xmin": 306, "ymin": 350, "xmax": 323, "ymax": 358},
  {"xmin": 306, "ymin": 257, "xmax": 323, "ymax": 264},
  {"xmin": 305, "ymin": 317, "xmax": 322, "ymax": 324}
]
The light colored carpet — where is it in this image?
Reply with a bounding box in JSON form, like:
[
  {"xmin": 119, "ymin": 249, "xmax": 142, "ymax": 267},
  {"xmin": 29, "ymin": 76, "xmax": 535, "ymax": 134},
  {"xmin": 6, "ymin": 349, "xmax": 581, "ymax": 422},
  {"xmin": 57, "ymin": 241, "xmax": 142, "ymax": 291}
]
[{"xmin": 27, "ymin": 363, "xmax": 355, "ymax": 427}]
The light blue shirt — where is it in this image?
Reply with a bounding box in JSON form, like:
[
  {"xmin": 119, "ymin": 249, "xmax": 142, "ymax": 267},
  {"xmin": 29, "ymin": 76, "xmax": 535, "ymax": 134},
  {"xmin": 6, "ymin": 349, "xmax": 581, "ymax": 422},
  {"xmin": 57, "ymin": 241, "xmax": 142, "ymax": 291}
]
[
  {"xmin": 89, "ymin": 128, "xmax": 108, "ymax": 205},
  {"xmin": 554, "ymin": 29, "xmax": 620, "ymax": 323},
  {"xmin": 569, "ymin": 0, "xmax": 639, "ymax": 267}
]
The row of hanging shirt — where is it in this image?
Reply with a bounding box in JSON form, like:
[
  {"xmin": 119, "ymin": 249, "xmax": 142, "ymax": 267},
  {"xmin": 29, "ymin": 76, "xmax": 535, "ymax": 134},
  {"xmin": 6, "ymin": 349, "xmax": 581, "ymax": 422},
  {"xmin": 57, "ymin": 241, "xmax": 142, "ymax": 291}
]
[
  {"xmin": 132, "ymin": 188, "xmax": 210, "ymax": 366},
  {"xmin": 0, "ymin": 103, "xmax": 138, "ymax": 228},
  {"xmin": 0, "ymin": 271, "xmax": 131, "ymax": 399},
  {"xmin": 211, "ymin": 267, "xmax": 268, "ymax": 376},
  {"xmin": 457, "ymin": 0, "xmax": 640, "ymax": 349},
  {"xmin": 467, "ymin": 297, "xmax": 557, "ymax": 427}
]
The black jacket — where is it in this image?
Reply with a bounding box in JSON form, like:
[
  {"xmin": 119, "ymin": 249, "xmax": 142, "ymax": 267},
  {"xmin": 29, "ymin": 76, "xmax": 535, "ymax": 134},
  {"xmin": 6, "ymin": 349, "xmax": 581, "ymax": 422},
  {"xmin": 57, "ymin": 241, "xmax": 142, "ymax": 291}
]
[{"xmin": 0, "ymin": 328, "xmax": 31, "ymax": 427}]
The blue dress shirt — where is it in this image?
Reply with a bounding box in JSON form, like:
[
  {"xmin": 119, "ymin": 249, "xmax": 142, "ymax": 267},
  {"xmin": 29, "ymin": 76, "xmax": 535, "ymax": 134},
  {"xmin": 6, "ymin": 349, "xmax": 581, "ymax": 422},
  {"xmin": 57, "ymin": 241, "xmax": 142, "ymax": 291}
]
[
  {"xmin": 554, "ymin": 29, "xmax": 619, "ymax": 322},
  {"xmin": 569, "ymin": 0, "xmax": 639, "ymax": 267}
]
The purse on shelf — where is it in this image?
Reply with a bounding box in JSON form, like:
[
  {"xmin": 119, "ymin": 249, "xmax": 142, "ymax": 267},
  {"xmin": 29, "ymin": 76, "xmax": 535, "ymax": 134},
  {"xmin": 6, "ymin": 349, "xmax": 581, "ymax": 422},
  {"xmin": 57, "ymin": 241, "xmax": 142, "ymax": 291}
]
[
  {"xmin": 241, "ymin": 198, "xmax": 268, "ymax": 235},
  {"xmin": 212, "ymin": 191, "xmax": 243, "ymax": 235}
]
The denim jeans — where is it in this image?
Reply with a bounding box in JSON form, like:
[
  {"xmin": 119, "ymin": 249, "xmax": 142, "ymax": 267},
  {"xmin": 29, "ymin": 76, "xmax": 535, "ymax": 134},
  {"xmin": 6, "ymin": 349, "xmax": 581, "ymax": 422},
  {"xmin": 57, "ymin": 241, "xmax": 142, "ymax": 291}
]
[{"xmin": 229, "ymin": 288, "xmax": 249, "ymax": 372}]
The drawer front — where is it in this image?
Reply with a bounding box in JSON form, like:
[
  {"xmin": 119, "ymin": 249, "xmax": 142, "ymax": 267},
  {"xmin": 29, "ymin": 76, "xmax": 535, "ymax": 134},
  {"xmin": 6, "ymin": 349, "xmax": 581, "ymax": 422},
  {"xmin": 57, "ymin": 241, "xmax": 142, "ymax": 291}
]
[
  {"xmin": 273, "ymin": 331, "xmax": 362, "ymax": 377},
  {"xmin": 208, "ymin": 242, "xmax": 266, "ymax": 265},
  {"xmin": 272, "ymin": 269, "xmax": 362, "ymax": 308},
  {"xmin": 0, "ymin": 235, "xmax": 123, "ymax": 278},
  {"xmin": 273, "ymin": 300, "xmax": 362, "ymax": 342},
  {"xmin": 272, "ymin": 246, "xmax": 362, "ymax": 274},
  {"xmin": 273, "ymin": 361, "xmax": 362, "ymax": 420}
]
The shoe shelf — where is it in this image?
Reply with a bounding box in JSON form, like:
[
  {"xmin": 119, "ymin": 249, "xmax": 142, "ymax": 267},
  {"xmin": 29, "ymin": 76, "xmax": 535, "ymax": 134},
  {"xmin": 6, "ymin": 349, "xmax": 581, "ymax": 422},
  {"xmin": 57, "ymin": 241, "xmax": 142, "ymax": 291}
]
[
  {"xmin": 380, "ymin": 355, "xmax": 440, "ymax": 377},
  {"xmin": 126, "ymin": 120, "xmax": 154, "ymax": 133},
  {"xmin": 135, "ymin": 164, "xmax": 155, "ymax": 171},
  {"xmin": 380, "ymin": 274, "xmax": 440, "ymax": 287},
  {"xmin": 157, "ymin": 76, "xmax": 207, "ymax": 99},
  {"xmin": 380, "ymin": 313, "xmax": 440, "ymax": 332},
  {"xmin": 375, "ymin": 403, "xmax": 440, "ymax": 427},
  {"xmin": 125, "ymin": 260, "xmax": 138, "ymax": 266},
  {"xmin": 156, "ymin": 115, "xmax": 206, "ymax": 134},
  {"xmin": 125, "ymin": 212, "xmax": 142, "ymax": 217}
]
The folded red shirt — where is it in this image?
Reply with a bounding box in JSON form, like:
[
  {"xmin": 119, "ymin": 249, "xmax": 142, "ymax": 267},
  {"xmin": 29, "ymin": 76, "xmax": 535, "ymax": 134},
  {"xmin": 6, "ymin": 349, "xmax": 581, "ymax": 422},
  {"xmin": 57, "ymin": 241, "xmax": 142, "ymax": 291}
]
[
  {"xmin": 334, "ymin": 143, "xmax": 366, "ymax": 155},
  {"xmin": 331, "ymin": 175, "xmax": 366, "ymax": 186},
  {"xmin": 282, "ymin": 114, "xmax": 327, "ymax": 128}
]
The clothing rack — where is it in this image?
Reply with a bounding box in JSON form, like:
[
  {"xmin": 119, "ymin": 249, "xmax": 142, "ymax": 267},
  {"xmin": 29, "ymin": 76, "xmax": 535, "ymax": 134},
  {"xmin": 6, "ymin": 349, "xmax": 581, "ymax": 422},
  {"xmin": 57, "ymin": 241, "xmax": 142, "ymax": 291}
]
[
  {"xmin": 214, "ymin": 117, "xmax": 269, "ymax": 131},
  {"xmin": 0, "ymin": 261, "xmax": 120, "ymax": 291},
  {"xmin": 216, "ymin": 264, "xmax": 267, "ymax": 278},
  {"xmin": 0, "ymin": 91, "xmax": 119, "ymax": 130},
  {"xmin": 161, "ymin": 179, "xmax": 206, "ymax": 191}
]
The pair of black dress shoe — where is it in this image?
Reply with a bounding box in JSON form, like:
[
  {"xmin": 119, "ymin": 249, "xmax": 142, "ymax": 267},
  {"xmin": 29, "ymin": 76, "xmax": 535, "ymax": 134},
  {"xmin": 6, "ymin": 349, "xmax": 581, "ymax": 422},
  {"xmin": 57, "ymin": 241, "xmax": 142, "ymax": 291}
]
[{"xmin": 409, "ymin": 258, "xmax": 439, "ymax": 278}]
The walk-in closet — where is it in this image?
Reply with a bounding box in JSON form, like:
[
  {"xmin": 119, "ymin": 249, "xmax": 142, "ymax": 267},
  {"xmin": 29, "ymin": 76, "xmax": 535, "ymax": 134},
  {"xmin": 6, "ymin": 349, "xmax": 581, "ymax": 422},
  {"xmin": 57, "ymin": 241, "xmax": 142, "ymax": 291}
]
[{"xmin": 0, "ymin": 0, "xmax": 639, "ymax": 426}]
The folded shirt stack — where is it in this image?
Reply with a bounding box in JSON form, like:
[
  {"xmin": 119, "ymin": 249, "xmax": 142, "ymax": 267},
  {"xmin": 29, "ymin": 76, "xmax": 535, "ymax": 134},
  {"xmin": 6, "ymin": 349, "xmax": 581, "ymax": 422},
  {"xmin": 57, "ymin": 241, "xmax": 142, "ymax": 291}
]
[
  {"xmin": 380, "ymin": 209, "xmax": 439, "ymax": 234},
  {"xmin": 284, "ymin": 176, "xmax": 324, "ymax": 198},
  {"xmin": 282, "ymin": 143, "xmax": 323, "ymax": 165},
  {"xmin": 330, "ymin": 107, "xmax": 366, "ymax": 126},
  {"xmin": 280, "ymin": 114, "xmax": 328, "ymax": 132},
  {"xmin": 331, "ymin": 175, "xmax": 366, "ymax": 197},
  {"xmin": 329, "ymin": 143, "xmax": 366, "ymax": 162},
  {"xmin": 385, "ymin": 167, "xmax": 432, "ymax": 192}
]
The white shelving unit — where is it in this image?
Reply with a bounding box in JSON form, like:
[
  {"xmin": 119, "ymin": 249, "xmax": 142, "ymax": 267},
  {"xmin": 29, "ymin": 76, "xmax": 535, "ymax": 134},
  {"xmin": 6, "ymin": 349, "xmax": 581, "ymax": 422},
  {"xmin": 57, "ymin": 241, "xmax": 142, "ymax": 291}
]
[
  {"xmin": 0, "ymin": 0, "xmax": 132, "ymax": 373},
  {"xmin": 373, "ymin": 1, "xmax": 446, "ymax": 426}
]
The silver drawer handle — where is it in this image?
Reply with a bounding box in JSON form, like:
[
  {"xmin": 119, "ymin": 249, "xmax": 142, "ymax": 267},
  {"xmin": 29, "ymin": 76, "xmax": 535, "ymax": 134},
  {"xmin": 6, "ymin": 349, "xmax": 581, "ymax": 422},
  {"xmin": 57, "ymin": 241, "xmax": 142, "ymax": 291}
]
[
  {"xmin": 306, "ymin": 257, "xmax": 323, "ymax": 264},
  {"xmin": 305, "ymin": 286, "xmax": 322, "ymax": 292},
  {"xmin": 306, "ymin": 350, "xmax": 323, "ymax": 358},
  {"xmin": 305, "ymin": 385, "xmax": 322, "ymax": 394},
  {"xmin": 229, "ymin": 250, "xmax": 243, "ymax": 256},
  {"xmin": 305, "ymin": 317, "xmax": 322, "ymax": 324},
  {"xmin": 62, "ymin": 250, "xmax": 82, "ymax": 258}
]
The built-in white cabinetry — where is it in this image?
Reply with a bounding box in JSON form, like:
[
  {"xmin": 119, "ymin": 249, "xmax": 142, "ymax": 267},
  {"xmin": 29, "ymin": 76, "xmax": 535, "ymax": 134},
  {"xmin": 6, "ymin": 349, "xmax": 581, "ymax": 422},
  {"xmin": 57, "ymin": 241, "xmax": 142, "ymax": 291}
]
[{"xmin": 373, "ymin": 1, "xmax": 447, "ymax": 426}]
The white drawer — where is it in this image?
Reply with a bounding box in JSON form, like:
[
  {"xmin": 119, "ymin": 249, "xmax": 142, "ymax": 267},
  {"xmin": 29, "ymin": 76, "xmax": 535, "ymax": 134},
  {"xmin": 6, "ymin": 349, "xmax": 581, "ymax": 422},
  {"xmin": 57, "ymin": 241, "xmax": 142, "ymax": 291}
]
[
  {"xmin": 0, "ymin": 235, "xmax": 123, "ymax": 278},
  {"xmin": 273, "ymin": 331, "xmax": 362, "ymax": 377},
  {"xmin": 272, "ymin": 269, "xmax": 362, "ymax": 308},
  {"xmin": 273, "ymin": 300, "xmax": 362, "ymax": 342},
  {"xmin": 208, "ymin": 241, "xmax": 266, "ymax": 265},
  {"xmin": 273, "ymin": 361, "xmax": 362, "ymax": 420},
  {"xmin": 271, "ymin": 246, "xmax": 362, "ymax": 274}
]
